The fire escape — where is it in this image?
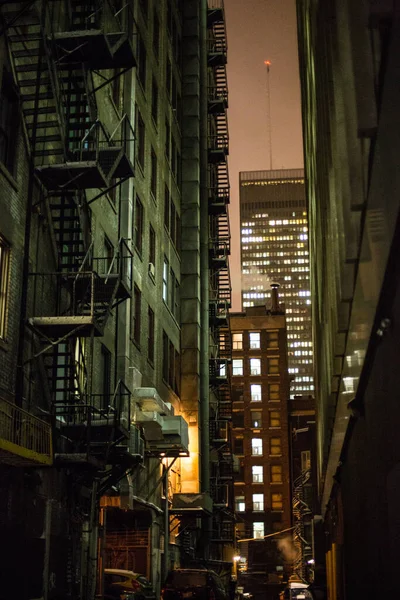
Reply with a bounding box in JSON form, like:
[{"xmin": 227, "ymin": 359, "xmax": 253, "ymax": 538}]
[
  {"xmin": 1, "ymin": 0, "xmax": 142, "ymax": 485},
  {"xmin": 207, "ymin": 0, "xmax": 235, "ymax": 565},
  {"xmin": 292, "ymin": 469, "xmax": 313, "ymax": 580}
]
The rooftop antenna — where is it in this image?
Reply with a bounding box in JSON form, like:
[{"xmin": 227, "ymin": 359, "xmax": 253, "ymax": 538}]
[{"xmin": 264, "ymin": 60, "xmax": 273, "ymax": 171}]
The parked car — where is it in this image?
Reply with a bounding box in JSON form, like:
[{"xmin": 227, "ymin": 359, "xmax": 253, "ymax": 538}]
[
  {"xmin": 162, "ymin": 568, "xmax": 228, "ymax": 600},
  {"xmin": 104, "ymin": 569, "xmax": 156, "ymax": 600}
]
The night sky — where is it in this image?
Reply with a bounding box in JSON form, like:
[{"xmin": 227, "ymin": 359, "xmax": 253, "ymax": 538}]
[{"xmin": 224, "ymin": 0, "xmax": 304, "ymax": 311}]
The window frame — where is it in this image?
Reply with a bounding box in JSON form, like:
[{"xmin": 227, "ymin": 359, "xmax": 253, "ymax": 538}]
[
  {"xmin": 232, "ymin": 332, "xmax": 243, "ymax": 350},
  {"xmin": 250, "ymin": 383, "xmax": 262, "ymax": 402},
  {"xmin": 253, "ymin": 522, "xmax": 265, "ymax": 539},
  {"xmin": 133, "ymin": 284, "xmax": 142, "ymax": 346},
  {"xmin": 0, "ymin": 234, "xmax": 10, "ymax": 340},
  {"xmin": 270, "ymin": 464, "xmax": 283, "ymax": 484},
  {"xmin": 269, "ymin": 437, "xmax": 282, "ymax": 456},
  {"xmin": 250, "ymin": 358, "xmax": 261, "ymax": 376},
  {"xmin": 251, "ymin": 437, "xmax": 263, "ymax": 456},
  {"xmin": 133, "ymin": 195, "xmax": 144, "ymax": 255},
  {"xmin": 148, "ymin": 306, "xmax": 155, "ymax": 365},
  {"xmin": 252, "ymin": 465, "xmax": 263, "ymax": 483},
  {"xmin": 252, "ymin": 493, "xmax": 264, "ymax": 512},
  {"xmin": 249, "ymin": 331, "xmax": 261, "ymax": 349},
  {"xmin": 232, "ymin": 358, "xmax": 243, "ymax": 377}
]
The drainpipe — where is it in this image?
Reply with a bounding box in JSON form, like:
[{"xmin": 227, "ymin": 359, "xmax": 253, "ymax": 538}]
[{"xmin": 199, "ymin": 0, "xmax": 211, "ymax": 560}]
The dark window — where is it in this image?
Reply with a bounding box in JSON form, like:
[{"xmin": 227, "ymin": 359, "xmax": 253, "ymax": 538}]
[
  {"xmin": 232, "ymin": 385, "xmax": 244, "ymax": 403},
  {"xmin": 232, "ymin": 412, "xmax": 244, "ymax": 428},
  {"xmin": 162, "ymin": 331, "xmax": 169, "ymax": 381},
  {"xmin": 151, "ymin": 78, "xmax": 158, "ymax": 124},
  {"xmin": 137, "ymin": 109, "xmax": 145, "ymax": 170},
  {"xmin": 148, "ymin": 306, "xmax": 154, "ymax": 364},
  {"xmin": 149, "ymin": 224, "xmax": 156, "ymax": 267},
  {"xmin": 150, "ymin": 147, "xmax": 157, "ymax": 199},
  {"xmin": 171, "ymin": 135, "xmax": 176, "ymax": 176},
  {"xmin": 175, "ymin": 213, "xmax": 181, "ymax": 255},
  {"xmin": 164, "ymin": 185, "xmax": 170, "ymax": 230},
  {"xmin": 133, "ymin": 285, "xmax": 141, "ymax": 345},
  {"xmin": 104, "ymin": 235, "xmax": 113, "ymax": 272},
  {"xmin": 234, "ymin": 438, "xmax": 244, "ymax": 455},
  {"xmin": 134, "ymin": 196, "xmax": 144, "ymax": 255},
  {"xmin": 138, "ymin": 35, "xmax": 147, "ymax": 89},
  {"xmin": 0, "ymin": 234, "xmax": 10, "ymax": 340},
  {"xmin": 0, "ymin": 70, "xmax": 18, "ymax": 174},
  {"xmin": 170, "ymin": 201, "xmax": 176, "ymax": 244},
  {"xmin": 165, "ymin": 118, "xmax": 170, "ymax": 161},
  {"xmin": 101, "ymin": 344, "xmax": 111, "ymax": 409},
  {"xmin": 168, "ymin": 340, "xmax": 175, "ymax": 388}
]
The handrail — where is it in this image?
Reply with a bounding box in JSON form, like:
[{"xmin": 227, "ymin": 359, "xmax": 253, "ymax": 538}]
[{"xmin": 77, "ymin": 240, "xmax": 94, "ymax": 274}]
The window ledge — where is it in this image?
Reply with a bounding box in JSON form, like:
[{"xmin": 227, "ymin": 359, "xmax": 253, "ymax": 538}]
[{"xmin": 0, "ymin": 161, "xmax": 18, "ymax": 191}]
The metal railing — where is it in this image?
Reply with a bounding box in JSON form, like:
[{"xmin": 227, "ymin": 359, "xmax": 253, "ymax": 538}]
[{"xmin": 0, "ymin": 397, "xmax": 52, "ymax": 462}]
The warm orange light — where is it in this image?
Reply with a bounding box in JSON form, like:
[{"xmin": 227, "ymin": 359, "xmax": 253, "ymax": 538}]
[{"xmin": 264, "ymin": 60, "xmax": 272, "ymax": 66}]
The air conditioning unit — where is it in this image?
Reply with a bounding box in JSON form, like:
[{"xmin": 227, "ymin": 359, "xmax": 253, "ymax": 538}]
[{"xmin": 148, "ymin": 262, "xmax": 155, "ymax": 278}]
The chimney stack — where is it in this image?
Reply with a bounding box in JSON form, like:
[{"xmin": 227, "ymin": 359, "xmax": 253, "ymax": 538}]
[{"xmin": 270, "ymin": 283, "xmax": 280, "ymax": 313}]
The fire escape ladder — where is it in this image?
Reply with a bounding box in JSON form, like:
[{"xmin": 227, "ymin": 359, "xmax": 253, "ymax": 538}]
[
  {"xmin": 292, "ymin": 469, "xmax": 313, "ymax": 579},
  {"xmin": 4, "ymin": 5, "xmax": 67, "ymax": 163},
  {"xmin": 207, "ymin": 2, "xmax": 227, "ymax": 68}
]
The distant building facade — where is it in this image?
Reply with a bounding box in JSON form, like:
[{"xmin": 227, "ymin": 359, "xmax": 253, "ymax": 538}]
[
  {"xmin": 239, "ymin": 169, "xmax": 313, "ymax": 399},
  {"xmin": 230, "ymin": 299, "xmax": 292, "ymax": 598},
  {"xmin": 297, "ymin": 1, "xmax": 400, "ymax": 597}
]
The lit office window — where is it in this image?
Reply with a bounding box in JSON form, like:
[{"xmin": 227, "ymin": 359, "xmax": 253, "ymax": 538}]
[
  {"xmin": 251, "ymin": 411, "xmax": 262, "ymax": 428},
  {"xmin": 249, "ymin": 331, "xmax": 260, "ymax": 349},
  {"xmin": 235, "ymin": 496, "xmax": 245, "ymax": 512},
  {"xmin": 232, "ymin": 359, "xmax": 243, "ymax": 376},
  {"xmin": 250, "ymin": 358, "xmax": 261, "ymax": 376},
  {"xmin": 253, "ymin": 522, "xmax": 264, "ymax": 539},
  {"xmin": 252, "ymin": 465, "xmax": 263, "ymax": 483},
  {"xmin": 252, "ymin": 438, "xmax": 263, "ymax": 456},
  {"xmin": 252, "ymin": 493, "xmax": 264, "ymax": 512},
  {"xmin": 250, "ymin": 384, "xmax": 262, "ymax": 402},
  {"xmin": 232, "ymin": 332, "xmax": 243, "ymax": 350}
]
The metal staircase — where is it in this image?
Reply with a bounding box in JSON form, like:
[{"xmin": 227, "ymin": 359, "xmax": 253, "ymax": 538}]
[{"xmin": 292, "ymin": 469, "xmax": 313, "ymax": 580}]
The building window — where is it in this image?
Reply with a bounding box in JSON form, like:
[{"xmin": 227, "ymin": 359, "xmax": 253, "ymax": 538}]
[
  {"xmin": 133, "ymin": 196, "xmax": 144, "ymax": 255},
  {"xmin": 133, "ymin": 285, "xmax": 141, "ymax": 346},
  {"xmin": 270, "ymin": 465, "xmax": 283, "ymax": 484},
  {"xmin": 253, "ymin": 522, "xmax": 265, "ymax": 539},
  {"xmin": 164, "ymin": 185, "xmax": 170, "ymax": 229},
  {"xmin": 138, "ymin": 34, "xmax": 147, "ymax": 89},
  {"xmin": 162, "ymin": 256, "xmax": 169, "ymax": 303},
  {"xmin": 165, "ymin": 117, "xmax": 171, "ymax": 161},
  {"xmin": 232, "ymin": 332, "xmax": 243, "ymax": 350},
  {"xmin": 235, "ymin": 496, "xmax": 245, "ymax": 512},
  {"xmin": 232, "ymin": 359, "xmax": 243, "ymax": 376},
  {"xmin": 267, "ymin": 331, "xmax": 279, "ymax": 348},
  {"xmin": 162, "ymin": 331, "xmax": 169, "ymax": 381},
  {"xmin": 250, "ymin": 384, "xmax": 262, "ymax": 402},
  {"xmin": 269, "ymin": 383, "xmax": 280, "ymax": 401},
  {"xmin": 271, "ymin": 492, "xmax": 283, "ymax": 511},
  {"xmin": 301, "ymin": 450, "xmax": 311, "ymax": 472},
  {"xmin": 170, "ymin": 200, "xmax": 176, "ymax": 243},
  {"xmin": 170, "ymin": 267, "xmax": 180, "ymax": 319},
  {"xmin": 234, "ymin": 437, "xmax": 244, "ymax": 455},
  {"xmin": 104, "ymin": 235, "xmax": 113, "ymax": 272},
  {"xmin": 250, "ymin": 358, "xmax": 261, "ymax": 376},
  {"xmin": 151, "ymin": 77, "xmax": 158, "ymax": 124},
  {"xmin": 0, "ymin": 70, "xmax": 18, "ymax": 174},
  {"xmin": 252, "ymin": 465, "xmax": 263, "ymax": 483},
  {"xmin": 252, "ymin": 493, "xmax": 264, "ymax": 512},
  {"xmin": 137, "ymin": 109, "xmax": 145, "ymax": 170},
  {"xmin": 252, "ymin": 438, "xmax": 263, "ymax": 456},
  {"xmin": 232, "ymin": 412, "xmax": 244, "ymax": 428},
  {"xmin": 270, "ymin": 437, "xmax": 282, "ymax": 456},
  {"xmin": 268, "ymin": 357, "xmax": 279, "ymax": 374},
  {"xmin": 249, "ymin": 331, "xmax": 260, "ymax": 349},
  {"xmin": 149, "ymin": 225, "xmax": 156, "ymax": 271},
  {"xmin": 148, "ymin": 306, "xmax": 155, "ymax": 365},
  {"xmin": 150, "ymin": 147, "xmax": 157, "ymax": 199},
  {"xmin": 269, "ymin": 410, "xmax": 281, "ymax": 428},
  {"xmin": 0, "ymin": 235, "xmax": 10, "ymax": 339},
  {"xmin": 232, "ymin": 384, "xmax": 244, "ymax": 403},
  {"xmin": 251, "ymin": 411, "xmax": 262, "ymax": 428}
]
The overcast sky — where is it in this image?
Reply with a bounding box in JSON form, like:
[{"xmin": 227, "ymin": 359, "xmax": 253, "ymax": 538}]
[{"xmin": 224, "ymin": 0, "xmax": 304, "ymax": 311}]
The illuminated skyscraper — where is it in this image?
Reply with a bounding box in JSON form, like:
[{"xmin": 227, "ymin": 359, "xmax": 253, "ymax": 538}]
[{"xmin": 239, "ymin": 169, "xmax": 313, "ymax": 398}]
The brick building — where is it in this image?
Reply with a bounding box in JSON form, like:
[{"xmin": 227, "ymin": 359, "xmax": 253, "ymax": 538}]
[
  {"xmin": 0, "ymin": 1, "xmax": 234, "ymax": 598},
  {"xmin": 230, "ymin": 292, "xmax": 292, "ymax": 599}
]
